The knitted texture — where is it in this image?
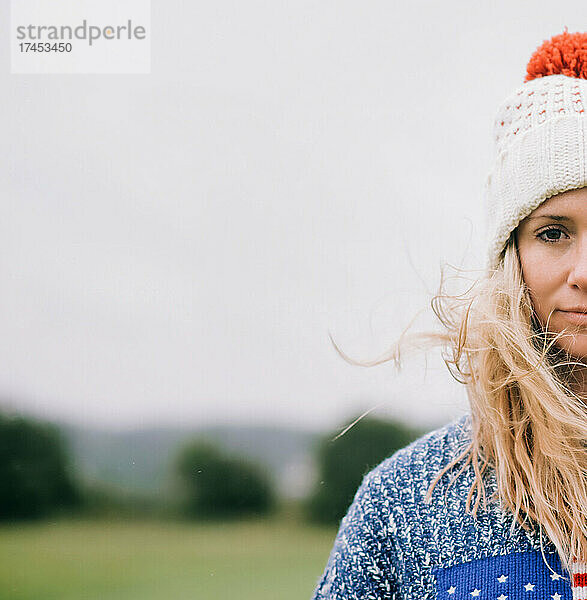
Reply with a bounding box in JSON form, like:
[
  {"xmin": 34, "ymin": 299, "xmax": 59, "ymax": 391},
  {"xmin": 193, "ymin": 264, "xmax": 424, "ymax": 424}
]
[
  {"xmin": 485, "ymin": 73, "xmax": 587, "ymax": 269},
  {"xmin": 311, "ymin": 416, "xmax": 577, "ymax": 600},
  {"xmin": 573, "ymin": 562, "xmax": 587, "ymax": 600}
]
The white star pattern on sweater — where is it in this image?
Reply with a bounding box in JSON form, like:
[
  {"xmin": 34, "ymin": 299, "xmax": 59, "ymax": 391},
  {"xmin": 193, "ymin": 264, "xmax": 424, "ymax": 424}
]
[
  {"xmin": 432, "ymin": 536, "xmax": 580, "ymax": 600},
  {"xmin": 442, "ymin": 570, "xmax": 570, "ymax": 599}
]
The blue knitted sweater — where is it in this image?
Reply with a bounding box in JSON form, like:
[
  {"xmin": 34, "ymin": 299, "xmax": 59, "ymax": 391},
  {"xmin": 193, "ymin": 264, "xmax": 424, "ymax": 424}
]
[{"xmin": 311, "ymin": 414, "xmax": 576, "ymax": 600}]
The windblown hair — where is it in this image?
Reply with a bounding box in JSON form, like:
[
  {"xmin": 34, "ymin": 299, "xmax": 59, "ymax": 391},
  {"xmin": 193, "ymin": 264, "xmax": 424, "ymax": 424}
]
[{"xmin": 333, "ymin": 235, "xmax": 587, "ymax": 572}]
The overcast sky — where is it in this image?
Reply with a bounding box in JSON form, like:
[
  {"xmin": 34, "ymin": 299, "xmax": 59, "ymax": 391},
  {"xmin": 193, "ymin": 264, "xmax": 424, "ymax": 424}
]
[{"xmin": 0, "ymin": 2, "xmax": 585, "ymax": 432}]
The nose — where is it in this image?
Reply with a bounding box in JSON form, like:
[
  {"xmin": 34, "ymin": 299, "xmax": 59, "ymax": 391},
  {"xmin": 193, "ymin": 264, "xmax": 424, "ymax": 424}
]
[{"xmin": 567, "ymin": 234, "xmax": 587, "ymax": 289}]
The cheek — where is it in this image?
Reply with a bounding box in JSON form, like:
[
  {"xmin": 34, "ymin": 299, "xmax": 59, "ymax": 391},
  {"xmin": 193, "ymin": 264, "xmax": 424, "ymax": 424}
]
[{"xmin": 519, "ymin": 251, "xmax": 560, "ymax": 319}]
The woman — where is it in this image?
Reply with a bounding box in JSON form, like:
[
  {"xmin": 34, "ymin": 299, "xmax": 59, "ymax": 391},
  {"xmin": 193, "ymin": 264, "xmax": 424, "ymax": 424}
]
[{"xmin": 312, "ymin": 31, "xmax": 587, "ymax": 600}]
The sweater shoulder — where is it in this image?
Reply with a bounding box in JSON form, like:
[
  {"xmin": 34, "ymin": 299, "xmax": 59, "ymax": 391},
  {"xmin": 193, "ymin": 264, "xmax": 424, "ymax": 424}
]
[{"xmin": 363, "ymin": 413, "xmax": 473, "ymax": 498}]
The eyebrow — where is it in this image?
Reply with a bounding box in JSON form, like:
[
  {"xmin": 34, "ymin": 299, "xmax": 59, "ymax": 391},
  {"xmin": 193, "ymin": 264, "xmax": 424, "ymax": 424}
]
[{"xmin": 525, "ymin": 214, "xmax": 571, "ymax": 222}]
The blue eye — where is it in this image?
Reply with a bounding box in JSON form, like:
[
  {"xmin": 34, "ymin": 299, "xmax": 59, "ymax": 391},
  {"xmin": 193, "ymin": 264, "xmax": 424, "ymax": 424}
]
[{"xmin": 537, "ymin": 227, "xmax": 567, "ymax": 242}]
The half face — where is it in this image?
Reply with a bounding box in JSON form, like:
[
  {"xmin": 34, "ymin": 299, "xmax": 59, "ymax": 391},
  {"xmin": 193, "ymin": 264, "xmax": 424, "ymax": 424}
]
[{"xmin": 516, "ymin": 187, "xmax": 587, "ymax": 359}]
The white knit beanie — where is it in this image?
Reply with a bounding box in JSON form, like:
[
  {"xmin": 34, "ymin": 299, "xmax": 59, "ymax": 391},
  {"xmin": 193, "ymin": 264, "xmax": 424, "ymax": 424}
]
[{"xmin": 485, "ymin": 31, "xmax": 587, "ymax": 270}]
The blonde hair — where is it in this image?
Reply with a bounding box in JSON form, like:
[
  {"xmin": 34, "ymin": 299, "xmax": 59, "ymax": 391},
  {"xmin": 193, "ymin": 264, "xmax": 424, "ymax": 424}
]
[{"xmin": 334, "ymin": 235, "xmax": 587, "ymax": 572}]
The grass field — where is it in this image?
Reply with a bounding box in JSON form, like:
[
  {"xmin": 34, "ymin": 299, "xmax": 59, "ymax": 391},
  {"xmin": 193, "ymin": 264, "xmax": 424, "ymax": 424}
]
[{"xmin": 0, "ymin": 513, "xmax": 337, "ymax": 600}]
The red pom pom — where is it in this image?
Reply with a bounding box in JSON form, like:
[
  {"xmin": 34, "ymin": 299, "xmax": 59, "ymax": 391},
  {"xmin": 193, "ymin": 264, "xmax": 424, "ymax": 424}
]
[{"xmin": 525, "ymin": 29, "xmax": 587, "ymax": 82}]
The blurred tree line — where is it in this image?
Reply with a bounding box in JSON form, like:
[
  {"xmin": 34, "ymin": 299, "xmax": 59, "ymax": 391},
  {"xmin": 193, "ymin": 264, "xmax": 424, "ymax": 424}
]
[
  {"xmin": 0, "ymin": 413, "xmax": 81, "ymax": 520},
  {"xmin": 175, "ymin": 441, "xmax": 275, "ymax": 518},
  {"xmin": 0, "ymin": 410, "xmax": 422, "ymax": 524}
]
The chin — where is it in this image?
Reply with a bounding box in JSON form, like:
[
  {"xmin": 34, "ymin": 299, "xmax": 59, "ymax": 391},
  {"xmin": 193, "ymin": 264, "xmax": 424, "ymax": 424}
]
[{"xmin": 552, "ymin": 335, "xmax": 587, "ymax": 362}]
